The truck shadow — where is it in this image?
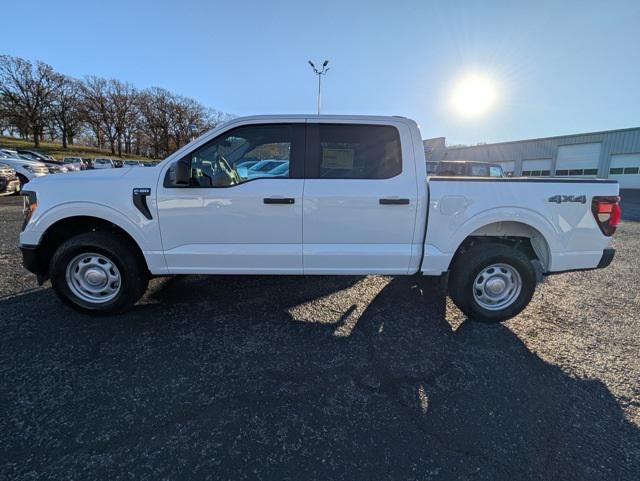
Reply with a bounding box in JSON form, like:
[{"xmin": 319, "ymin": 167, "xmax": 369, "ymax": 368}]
[{"xmin": 0, "ymin": 276, "xmax": 638, "ymax": 480}]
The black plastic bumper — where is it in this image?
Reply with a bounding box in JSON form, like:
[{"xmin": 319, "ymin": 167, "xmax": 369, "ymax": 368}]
[
  {"xmin": 597, "ymin": 247, "xmax": 615, "ymax": 269},
  {"xmin": 20, "ymin": 244, "xmax": 44, "ymax": 275}
]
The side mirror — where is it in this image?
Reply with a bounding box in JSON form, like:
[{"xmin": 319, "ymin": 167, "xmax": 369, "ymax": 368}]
[
  {"xmin": 173, "ymin": 160, "xmax": 190, "ymax": 186},
  {"xmin": 165, "ymin": 159, "xmax": 191, "ymax": 187}
]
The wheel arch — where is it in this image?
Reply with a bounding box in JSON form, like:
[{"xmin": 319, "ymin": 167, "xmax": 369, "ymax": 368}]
[
  {"xmin": 33, "ymin": 214, "xmax": 149, "ymax": 278},
  {"xmin": 448, "ymin": 220, "xmax": 553, "ymax": 273}
]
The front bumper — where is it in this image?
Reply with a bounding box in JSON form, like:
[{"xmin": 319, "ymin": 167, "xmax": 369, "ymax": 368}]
[
  {"xmin": 20, "ymin": 244, "xmax": 42, "ymax": 274},
  {"xmin": 20, "ymin": 244, "xmax": 48, "ymax": 285}
]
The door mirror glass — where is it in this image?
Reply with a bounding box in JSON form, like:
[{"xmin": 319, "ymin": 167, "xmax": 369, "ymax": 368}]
[{"xmin": 166, "ymin": 159, "xmax": 191, "ymax": 187}]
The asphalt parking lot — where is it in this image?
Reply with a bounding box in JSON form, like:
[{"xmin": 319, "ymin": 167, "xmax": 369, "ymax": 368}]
[{"xmin": 1, "ymin": 192, "xmax": 639, "ymax": 481}]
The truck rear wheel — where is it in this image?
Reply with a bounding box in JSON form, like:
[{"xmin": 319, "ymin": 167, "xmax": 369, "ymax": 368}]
[
  {"xmin": 50, "ymin": 232, "xmax": 148, "ymax": 314},
  {"xmin": 448, "ymin": 242, "xmax": 536, "ymax": 323}
]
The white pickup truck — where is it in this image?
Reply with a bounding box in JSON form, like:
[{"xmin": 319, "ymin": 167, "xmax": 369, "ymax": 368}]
[{"xmin": 19, "ymin": 115, "xmax": 620, "ymax": 321}]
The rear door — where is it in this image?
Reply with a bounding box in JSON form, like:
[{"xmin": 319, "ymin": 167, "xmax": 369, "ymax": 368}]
[{"xmin": 302, "ymin": 121, "xmax": 418, "ymax": 274}]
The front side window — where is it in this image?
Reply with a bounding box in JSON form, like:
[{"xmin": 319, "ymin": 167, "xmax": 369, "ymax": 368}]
[
  {"xmin": 470, "ymin": 164, "xmax": 488, "ymax": 176},
  {"xmin": 169, "ymin": 124, "xmax": 303, "ymax": 188},
  {"xmin": 306, "ymin": 124, "xmax": 402, "ymax": 179}
]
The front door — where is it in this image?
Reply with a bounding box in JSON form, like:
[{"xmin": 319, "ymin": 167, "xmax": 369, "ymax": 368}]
[
  {"xmin": 156, "ymin": 122, "xmax": 306, "ymax": 274},
  {"xmin": 302, "ymin": 122, "xmax": 419, "ymax": 274}
]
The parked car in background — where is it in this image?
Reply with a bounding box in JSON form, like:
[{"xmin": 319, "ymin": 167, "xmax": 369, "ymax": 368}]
[
  {"xmin": 15, "ymin": 149, "xmax": 56, "ymax": 163},
  {"xmin": 0, "ymin": 149, "xmax": 20, "ymax": 157},
  {"xmin": 427, "ymin": 160, "xmax": 504, "ymax": 178},
  {"xmin": 112, "ymin": 159, "xmax": 123, "ymax": 168},
  {"xmin": 235, "ymin": 159, "xmax": 260, "ymax": 171},
  {"xmin": 123, "ymin": 160, "xmax": 142, "ymax": 167},
  {"xmin": 0, "ymin": 152, "xmax": 49, "ymax": 187},
  {"xmin": 238, "ymin": 159, "xmax": 288, "ymax": 178},
  {"xmin": 81, "ymin": 158, "xmax": 94, "ymax": 169},
  {"xmin": 42, "ymin": 162, "xmax": 68, "ymax": 174},
  {"xmin": 259, "ymin": 162, "xmax": 289, "ymax": 177},
  {"xmin": 4, "ymin": 149, "xmax": 68, "ymax": 174},
  {"xmin": 62, "ymin": 157, "xmax": 87, "ymax": 171},
  {"xmin": 93, "ymin": 158, "xmax": 114, "ymax": 169},
  {"xmin": 0, "ymin": 163, "xmax": 20, "ymax": 195}
]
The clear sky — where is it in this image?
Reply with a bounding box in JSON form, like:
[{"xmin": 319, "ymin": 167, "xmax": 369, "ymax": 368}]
[{"xmin": 2, "ymin": 0, "xmax": 639, "ymax": 145}]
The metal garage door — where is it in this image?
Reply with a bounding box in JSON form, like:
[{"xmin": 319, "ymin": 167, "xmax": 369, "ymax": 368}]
[
  {"xmin": 555, "ymin": 143, "xmax": 601, "ymax": 176},
  {"xmin": 609, "ymin": 153, "xmax": 640, "ymax": 189},
  {"xmin": 522, "ymin": 159, "xmax": 552, "ymax": 177}
]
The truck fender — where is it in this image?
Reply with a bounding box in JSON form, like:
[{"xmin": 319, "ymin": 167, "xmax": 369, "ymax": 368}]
[
  {"xmin": 438, "ymin": 207, "xmax": 559, "ymax": 272},
  {"xmin": 29, "ymin": 201, "xmax": 158, "ymax": 252}
]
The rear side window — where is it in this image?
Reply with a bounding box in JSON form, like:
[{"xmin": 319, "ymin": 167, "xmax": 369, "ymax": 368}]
[
  {"xmin": 436, "ymin": 162, "xmax": 466, "ymax": 176},
  {"xmin": 469, "ymin": 164, "xmax": 490, "ymax": 176},
  {"xmin": 306, "ymin": 124, "xmax": 402, "ymax": 179}
]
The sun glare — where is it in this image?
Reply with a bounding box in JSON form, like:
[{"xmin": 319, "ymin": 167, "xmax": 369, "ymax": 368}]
[{"xmin": 451, "ymin": 74, "xmax": 497, "ymax": 117}]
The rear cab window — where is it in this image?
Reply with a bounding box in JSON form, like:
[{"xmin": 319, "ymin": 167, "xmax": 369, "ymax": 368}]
[{"xmin": 305, "ymin": 124, "xmax": 402, "ymax": 179}]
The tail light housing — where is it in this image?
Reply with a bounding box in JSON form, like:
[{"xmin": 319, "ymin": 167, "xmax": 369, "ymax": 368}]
[{"xmin": 591, "ymin": 196, "xmax": 620, "ymax": 236}]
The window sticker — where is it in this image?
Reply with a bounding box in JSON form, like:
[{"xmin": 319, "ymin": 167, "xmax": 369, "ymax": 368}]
[{"xmin": 322, "ymin": 148, "xmax": 354, "ymax": 170}]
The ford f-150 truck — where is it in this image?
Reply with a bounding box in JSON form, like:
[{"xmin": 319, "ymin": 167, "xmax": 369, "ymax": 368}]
[{"xmin": 19, "ymin": 115, "xmax": 620, "ymax": 321}]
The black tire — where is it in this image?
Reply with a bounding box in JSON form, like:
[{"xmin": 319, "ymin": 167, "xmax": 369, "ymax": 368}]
[
  {"xmin": 50, "ymin": 231, "xmax": 148, "ymax": 315},
  {"xmin": 448, "ymin": 242, "xmax": 536, "ymax": 323}
]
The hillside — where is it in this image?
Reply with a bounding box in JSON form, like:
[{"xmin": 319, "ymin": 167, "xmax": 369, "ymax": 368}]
[{"xmin": 0, "ymin": 136, "xmax": 150, "ymax": 162}]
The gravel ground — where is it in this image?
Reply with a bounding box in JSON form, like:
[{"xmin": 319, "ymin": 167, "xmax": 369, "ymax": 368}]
[{"xmin": 0, "ymin": 192, "xmax": 639, "ymax": 481}]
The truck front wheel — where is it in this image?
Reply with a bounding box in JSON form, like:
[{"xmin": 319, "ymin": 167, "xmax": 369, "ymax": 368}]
[
  {"xmin": 50, "ymin": 232, "xmax": 148, "ymax": 314},
  {"xmin": 448, "ymin": 242, "xmax": 536, "ymax": 323}
]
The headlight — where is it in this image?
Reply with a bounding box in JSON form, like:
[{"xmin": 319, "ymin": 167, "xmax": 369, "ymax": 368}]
[{"xmin": 21, "ymin": 191, "xmax": 37, "ymax": 230}]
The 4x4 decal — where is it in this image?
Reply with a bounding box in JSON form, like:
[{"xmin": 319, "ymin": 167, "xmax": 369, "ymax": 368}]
[{"xmin": 548, "ymin": 194, "xmax": 586, "ymax": 204}]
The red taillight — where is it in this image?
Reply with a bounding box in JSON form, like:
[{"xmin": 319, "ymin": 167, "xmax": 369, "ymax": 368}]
[{"xmin": 591, "ymin": 196, "xmax": 621, "ymax": 236}]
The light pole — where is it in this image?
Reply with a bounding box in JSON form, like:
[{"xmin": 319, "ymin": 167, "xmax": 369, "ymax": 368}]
[{"xmin": 308, "ymin": 60, "xmax": 329, "ymax": 115}]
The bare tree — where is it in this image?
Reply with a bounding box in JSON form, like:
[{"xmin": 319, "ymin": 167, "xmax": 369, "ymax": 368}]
[
  {"xmin": 137, "ymin": 87, "xmax": 173, "ymax": 158},
  {"xmin": 108, "ymin": 79, "xmax": 138, "ymax": 157},
  {"xmin": 0, "ymin": 55, "xmax": 60, "ymax": 147},
  {"xmin": 169, "ymin": 95, "xmax": 208, "ymax": 150},
  {"xmin": 0, "ymin": 54, "xmax": 232, "ymax": 156},
  {"xmin": 81, "ymin": 76, "xmax": 119, "ymax": 154},
  {"xmin": 51, "ymin": 75, "xmax": 82, "ymax": 148}
]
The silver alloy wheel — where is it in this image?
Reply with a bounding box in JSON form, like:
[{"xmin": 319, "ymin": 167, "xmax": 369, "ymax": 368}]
[
  {"xmin": 65, "ymin": 252, "xmax": 121, "ymax": 304},
  {"xmin": 472, "ymin": 263, "xmax": 522, "ymax": 311}
]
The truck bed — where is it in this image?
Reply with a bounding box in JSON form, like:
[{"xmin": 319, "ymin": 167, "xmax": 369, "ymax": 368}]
[{"xmin": 421, "ymin": 176, "xmax": 619, "ymax": 275}]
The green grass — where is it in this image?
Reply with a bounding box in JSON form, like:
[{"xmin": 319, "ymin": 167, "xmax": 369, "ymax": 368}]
[{"xmin": 0, "ymin": 136, "xmax": 150, "ymax": 161}]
